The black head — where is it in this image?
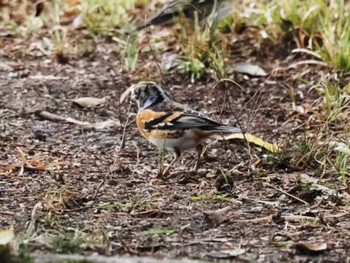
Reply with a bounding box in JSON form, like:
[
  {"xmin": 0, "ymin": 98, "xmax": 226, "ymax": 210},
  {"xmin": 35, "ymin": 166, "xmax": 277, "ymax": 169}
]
[{"xmin": 132, "ymin": 82, "xmax": 172, "ymax": 110}]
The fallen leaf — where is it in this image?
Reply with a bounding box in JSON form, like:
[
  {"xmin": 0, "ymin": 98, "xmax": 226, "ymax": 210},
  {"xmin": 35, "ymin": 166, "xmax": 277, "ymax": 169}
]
[
  {"xmin": 72, "ymin": 97, "xmax": 107, "ymax": 108},
  {"xmin": 0, "ymin": 229, "xmax": 14, "ymax": 245},
  {"xmin": 204, "ymin": 206, "xmax": 232, "ymax": 226},
  {"xmin": 295, "ymin": 242, "xmax": 327, "ymax": 253},
  {"xmin": 222, "ymin": 133, "xmax": 280, "ymax": 153},
  {"xmin": 235, "ymin": 62, "xmax": 268, "ymax": 76}
]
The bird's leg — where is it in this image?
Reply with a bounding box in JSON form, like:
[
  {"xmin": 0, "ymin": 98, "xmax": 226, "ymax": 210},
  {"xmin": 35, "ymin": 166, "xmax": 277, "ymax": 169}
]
[
  {"xmin": 158, "ymin": 149, "xmax": 167, "ymax": 177},
  {"xmin": 194, "ymin": 144, "xmax": 204, "ymax": 171},
  {"xmin": 161, "ymin": 149, "xmax": 180, "ymax": 177}
]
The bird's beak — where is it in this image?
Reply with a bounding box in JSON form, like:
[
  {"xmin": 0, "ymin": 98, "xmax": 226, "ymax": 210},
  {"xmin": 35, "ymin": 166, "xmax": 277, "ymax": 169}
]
[{"xmin": 120, "ymin": 85, "xmax": 135, "ymax": 103}]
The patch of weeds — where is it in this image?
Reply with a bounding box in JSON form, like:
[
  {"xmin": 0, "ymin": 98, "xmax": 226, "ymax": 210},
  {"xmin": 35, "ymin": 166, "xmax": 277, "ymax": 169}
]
[
  {"xmin": 215, "ymin": 168, "xmax": 234, "ymax": 192},
  {"xmin": 77, "ymin": 39, "xmax": 95, "ymax": 57},
  {"xmin": 51, "ymin": 26, "xmax": 71, "ymax": 63},
  {"xmin": 176, "ymin": 3, "xmax": 228, "ymax": 81},
  {"xmin": 124, "ymin": 32, "xmax": 139, "ymax": 71},
  {"xmin": 315, "ymin": 81, "xmax": 350, "ymax": 120},
  {"xmin": 317, "ymin": 0, "xmax": 350, "ymax": 71},
  {"xmin": 41, "ymin": 186, "xmax": 79, "ymax": 213},
  {"xmin": 52, "ymin": 231, "xmax": 85, "ymax": 253},
  {"xmin": 191, "ymin": 193, "xmax": 233, "ymax": 202},
  {"xmin": 264, "ymin": 80, "xmax": 349, "ymax": 184},
  {"xmin": 243, "ymin": 0, "xmax": 323, "ymax": 47},
  {"xmin": 1, "ymin": 0, "xmax": 46, "ymax": 37},
  {"xmin": 288, "ymin": 81, "xmax": 350, "ymax": 183},
  {"xmin": 243, "ymin": 0, "xmax": 350, "ymax": 71},
  {"xmin": 263, "ymin": 149, "xmax": 292, "ymax": 171},
  {"xmin": 96, "ymin": 202, "xmax": 132, "ymax": 213},
  {"xmin": 81, "ymin": 0, "xmax": 136, "ymax": 35}
]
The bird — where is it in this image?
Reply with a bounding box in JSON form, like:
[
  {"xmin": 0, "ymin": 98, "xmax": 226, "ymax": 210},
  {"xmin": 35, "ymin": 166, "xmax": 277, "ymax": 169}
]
[
  {"xmin": 120, "ymin": 81, "xmax": 242, "ymax": 176},
  {"xmin": 136, "ymin": 0, "xmax": 225, "ymax": 31}
]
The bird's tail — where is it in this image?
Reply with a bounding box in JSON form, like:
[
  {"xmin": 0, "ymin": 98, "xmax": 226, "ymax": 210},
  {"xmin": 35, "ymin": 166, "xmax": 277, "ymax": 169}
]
[{"xmin": 206, "ymin": 125, "xmax": 242, "ymax": 134}]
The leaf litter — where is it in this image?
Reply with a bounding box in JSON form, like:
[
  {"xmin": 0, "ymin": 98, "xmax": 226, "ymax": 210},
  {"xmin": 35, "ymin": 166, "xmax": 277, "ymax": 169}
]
[{"xmin": 0, "ymin": 3, "xmax": 350, "ymax": 263}]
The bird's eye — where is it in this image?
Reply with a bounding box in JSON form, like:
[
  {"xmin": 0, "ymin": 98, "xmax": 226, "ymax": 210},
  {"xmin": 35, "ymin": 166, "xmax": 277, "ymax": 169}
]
[{"xmin": 134, "ymin": 90, "xmax": 141, "ymax": 99}]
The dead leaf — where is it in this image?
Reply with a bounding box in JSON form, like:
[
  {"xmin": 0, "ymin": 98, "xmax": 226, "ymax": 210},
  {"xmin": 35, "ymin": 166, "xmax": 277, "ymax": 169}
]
[
  {"xmin": 235, "ymin": 62, "xmax": 268, "ymax": 76},
  {"xmin": 222, "ymin": 133, "xmax": 280, "ymax": 153},
  {"xmin": 204, "ymin": 206, "xmax": 232, "ymax": 226},
  {"xmin": 72, "ymin": 97, "xmax": 107, "ymax": 108},
  {"xmin": 0, "ymin": 147, "xmax": 63, "ymax": 173},
  {"xmin": 295, "ymin": 242, "xmax": 327, "ymax": 253},
  {"xmin": 0, "ymin": 229, "xmax": 14, "ymax": 245}
]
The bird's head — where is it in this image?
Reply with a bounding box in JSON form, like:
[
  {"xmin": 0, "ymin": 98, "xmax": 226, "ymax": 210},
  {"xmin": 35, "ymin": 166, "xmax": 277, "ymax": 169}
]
[{"xmin": 120, "ymin": 81, "xmax": 172, "ymax": 110}]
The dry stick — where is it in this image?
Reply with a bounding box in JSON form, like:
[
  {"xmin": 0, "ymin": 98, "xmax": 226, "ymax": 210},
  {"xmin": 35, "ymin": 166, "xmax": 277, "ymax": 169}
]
[
  {"xmin": 91, "ymin": 32, "xmax": 132, "ymax": 200},
  {"xmin": 37, "ymin": 110, "xmax": 91, "ymax": 126},
  {"xmin": 147, "ymin": 40, "xmax": 170, "ymax": 91},
  {"xmin": 92, "ymin": 103, "xmax": 132, "ymax": 200},
  {"xmin": 25, "ymin": 202, "xmax": 42, "ymax": 239},
  {"xmin": 131, "ymin": 141, "xmax": 140, "ymax": 177},
  {"xmin": 264, "ymin": 182, "xmax": 310, "ymax": 205},
  {"xmin": 214, "ymin": 79, "xmax": 254, "ymax": 160},
  {"xmin": 245, "ymin": 89, "xmax": 263, "ymax": 129},
  {"xmin": 231, "ymin": 214, "xmax": 319, "ymax": 223},
  {"xmin": 0, "ymin": 211, "xmax": 15, "ymax": 215}
]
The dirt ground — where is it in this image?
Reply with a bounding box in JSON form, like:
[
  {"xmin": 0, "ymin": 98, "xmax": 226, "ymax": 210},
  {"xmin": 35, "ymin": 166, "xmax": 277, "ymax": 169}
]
[{"xmin": 1, "ymin": 26, "xmax": 350, "ymax": 263}]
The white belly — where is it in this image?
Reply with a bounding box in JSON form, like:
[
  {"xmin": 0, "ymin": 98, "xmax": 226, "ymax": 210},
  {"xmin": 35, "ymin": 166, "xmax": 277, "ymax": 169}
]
[{"xmin": 148, "ymin": 130, "xmax": 200, "ymax": 151}]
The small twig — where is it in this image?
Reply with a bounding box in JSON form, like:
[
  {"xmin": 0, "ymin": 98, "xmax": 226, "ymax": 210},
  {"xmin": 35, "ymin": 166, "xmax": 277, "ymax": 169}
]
[
  {"xmin": 264, "ymin": 182, "xmax": 310, "ymax": 205},
  {"xmin": 283, "ymin": 215, "xmax": 319, "ymax": 221},
  {"xmin": 131, "ymin": 141, "xmax": 140, "ymax": 176},
  {"xmin": 215, "ymin": 79, "xmax": 255, "ymax": 161},
  {"xmin": 36, "ymin": 110, "xmax": 91, "ymax": 126},
  {"xmin": 25, "ymin": 202, "xmax": 42, "ymax": 239},
  {"xmin": 147, "ymin": 40, "xmax": 171, "ymax": 92},
  {"xmin": 92, "ymin": 103, "xmax": 132, "ymax": 200},
  {"xmin": 0, "ymin": 211, "xmax": 15, "ymax": 215},
  {"xmin": 231, "ymin": 214, "xmax": 319, "ymax": 223}
]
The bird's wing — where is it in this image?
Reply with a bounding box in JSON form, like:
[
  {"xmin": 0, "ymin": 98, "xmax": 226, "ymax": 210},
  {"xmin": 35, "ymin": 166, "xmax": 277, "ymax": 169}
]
[
  {"xmin": 144, "ymin": 110, "xmax": 240, "ymax": 133},
  {"xmin": 143, "ymin": 100, "xmax": 240, "ymax": 132},
  {"xmin": 136, "ymin": 0, "xmax": 191, "ymax": 30}
]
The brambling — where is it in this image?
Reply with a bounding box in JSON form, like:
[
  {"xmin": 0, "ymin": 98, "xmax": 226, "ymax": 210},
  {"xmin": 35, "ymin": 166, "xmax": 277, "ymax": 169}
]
[
  {"xmin": 136, "ymin": 0, "xmax": 223, "ymax": 31},
  {"xmin": 121, "ymin": 81, "xmax": 241, "ymax": 176}
]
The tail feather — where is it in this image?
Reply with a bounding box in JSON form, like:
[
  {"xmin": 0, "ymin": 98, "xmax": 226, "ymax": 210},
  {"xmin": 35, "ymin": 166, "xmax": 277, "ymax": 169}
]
[{"xmin": 204, "ymin": 125, "xmax": 242, "ymax": 134}]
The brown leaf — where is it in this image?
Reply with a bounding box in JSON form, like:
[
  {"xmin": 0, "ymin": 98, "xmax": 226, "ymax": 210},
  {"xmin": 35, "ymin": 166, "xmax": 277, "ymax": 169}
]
[
  {"xmin": 0, "ymin": 229, "xmax": 14, "ymax": 245},
  {"xmin": 72, "ymin": 97, "xmax": 106, "ymax": 108},
  {"xmin": 204, "ymin": 206, "xmax": 233, "ymax": 226},
  {"xmin": 295, "ymin": 242, "xmax": 327, "ymax": 253},
  {"xmin": 235, "ymin": 62, "xmax": 268, "ymax": 76}
]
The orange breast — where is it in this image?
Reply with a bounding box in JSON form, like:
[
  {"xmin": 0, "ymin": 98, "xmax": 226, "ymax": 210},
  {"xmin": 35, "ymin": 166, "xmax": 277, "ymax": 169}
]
[{"xmin": 136, "ymin": 109, "xmax": 184, "ymax": 140}]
